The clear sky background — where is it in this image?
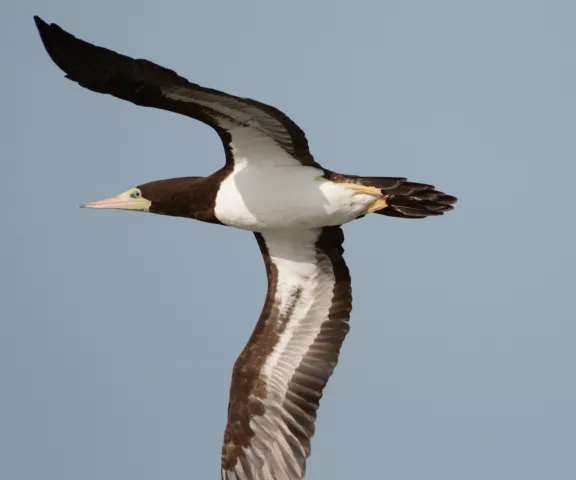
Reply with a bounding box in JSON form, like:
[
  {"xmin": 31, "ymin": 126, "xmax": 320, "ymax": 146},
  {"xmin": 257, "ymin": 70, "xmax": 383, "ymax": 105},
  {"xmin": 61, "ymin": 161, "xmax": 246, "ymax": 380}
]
[{"xmin": 1, "ymin": 1, "xmax": 575, "ymax": 479}]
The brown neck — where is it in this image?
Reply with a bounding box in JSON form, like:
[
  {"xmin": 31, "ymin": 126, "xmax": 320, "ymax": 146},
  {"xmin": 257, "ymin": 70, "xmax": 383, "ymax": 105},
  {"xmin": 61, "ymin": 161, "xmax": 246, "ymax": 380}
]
[{"xmin": 138, "ymin": 167, "xmax": 231, "ymax": 223}]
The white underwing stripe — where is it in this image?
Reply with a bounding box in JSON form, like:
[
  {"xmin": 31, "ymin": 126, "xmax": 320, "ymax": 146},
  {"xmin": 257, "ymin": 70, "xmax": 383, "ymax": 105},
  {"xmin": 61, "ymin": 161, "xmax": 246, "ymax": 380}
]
[
  {"xmin": 222, "ymin": 226, "xmax": 352, "ymax": 480},
  {"xmin": 161, "ymin": 89, "xmax": 312, "ymax": 167}
]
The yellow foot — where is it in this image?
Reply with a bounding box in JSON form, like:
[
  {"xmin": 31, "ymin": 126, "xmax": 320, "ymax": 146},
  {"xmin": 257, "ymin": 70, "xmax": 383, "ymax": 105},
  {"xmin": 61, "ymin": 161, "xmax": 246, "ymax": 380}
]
[{"xmin": 337, "ymin": 181, "xmax": 388, "ymax": 213}]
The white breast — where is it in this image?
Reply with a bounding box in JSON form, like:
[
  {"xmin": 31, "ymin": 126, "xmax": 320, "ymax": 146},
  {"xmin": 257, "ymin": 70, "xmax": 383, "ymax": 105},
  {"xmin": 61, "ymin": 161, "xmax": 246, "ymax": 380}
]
[{"xmin": 214, "ymin": 164, "xmax": 379, "ymax": 231}]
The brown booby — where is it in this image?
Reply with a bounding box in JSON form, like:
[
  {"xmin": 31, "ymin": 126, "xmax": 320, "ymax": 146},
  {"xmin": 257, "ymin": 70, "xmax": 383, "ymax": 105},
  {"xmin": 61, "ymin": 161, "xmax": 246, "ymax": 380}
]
[{"xmin": 34, "ymin": 16, "xmax": 457, "ymax": 480}]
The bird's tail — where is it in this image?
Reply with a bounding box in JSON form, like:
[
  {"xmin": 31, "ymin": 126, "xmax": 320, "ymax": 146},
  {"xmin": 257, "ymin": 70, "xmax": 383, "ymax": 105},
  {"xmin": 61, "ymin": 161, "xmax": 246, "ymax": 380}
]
[{"xmin": 326, "ymin": 172, "xmax": 457, "ymax": 219}]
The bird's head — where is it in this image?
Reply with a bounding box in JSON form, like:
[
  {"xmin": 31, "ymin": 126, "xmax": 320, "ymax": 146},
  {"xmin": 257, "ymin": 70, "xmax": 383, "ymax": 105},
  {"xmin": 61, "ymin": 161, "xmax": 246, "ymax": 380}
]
[{"xmin": 81, "ymin": 177, "xmax": 203, "ymax": 218}]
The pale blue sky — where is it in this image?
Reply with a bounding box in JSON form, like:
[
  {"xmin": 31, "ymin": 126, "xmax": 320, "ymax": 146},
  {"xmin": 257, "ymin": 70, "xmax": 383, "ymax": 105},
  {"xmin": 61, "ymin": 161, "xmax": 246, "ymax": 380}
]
[{"xmin": 1, "ymin": 1, "xmax": 575, "ymax": 479}]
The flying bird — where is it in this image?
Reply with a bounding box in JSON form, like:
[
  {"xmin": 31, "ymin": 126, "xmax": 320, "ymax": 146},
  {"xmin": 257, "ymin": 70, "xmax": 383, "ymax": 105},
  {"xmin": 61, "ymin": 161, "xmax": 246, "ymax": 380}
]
[{"xmin": 34, "ymin": 16, "xmax": 456, "ymax": 480}]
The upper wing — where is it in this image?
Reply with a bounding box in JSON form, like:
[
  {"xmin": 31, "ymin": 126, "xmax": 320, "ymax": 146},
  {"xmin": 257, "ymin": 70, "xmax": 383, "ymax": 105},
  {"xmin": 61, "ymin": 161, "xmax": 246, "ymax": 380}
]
[
  {"xmin": 33, "ymin": 16, "xmax": 320, "ymax": 169},
  {"xmin": 222, "ymin": 227, "xmax": 352, "ymax": 480}
]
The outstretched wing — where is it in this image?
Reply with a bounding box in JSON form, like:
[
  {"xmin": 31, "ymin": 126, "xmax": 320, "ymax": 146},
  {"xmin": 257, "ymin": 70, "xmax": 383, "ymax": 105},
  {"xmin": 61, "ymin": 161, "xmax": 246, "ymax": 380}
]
[
  {"xmin": 34, "ymin": 16, "xmax": 320, "ymax": 169},
  {"xmin": 222, "ymin": 227, "xmax": 352, "ymax": 480}
]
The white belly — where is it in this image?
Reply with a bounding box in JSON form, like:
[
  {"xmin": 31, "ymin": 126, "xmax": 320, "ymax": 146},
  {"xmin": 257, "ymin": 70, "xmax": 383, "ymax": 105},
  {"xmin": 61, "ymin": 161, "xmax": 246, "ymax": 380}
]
[{"xmin": 214, "ymin": 165, "xmax": 379, "ymax": 231}]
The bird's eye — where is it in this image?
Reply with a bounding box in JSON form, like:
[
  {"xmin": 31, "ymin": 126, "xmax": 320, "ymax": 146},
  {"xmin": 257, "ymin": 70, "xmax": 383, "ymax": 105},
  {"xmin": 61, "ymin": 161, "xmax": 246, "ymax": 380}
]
[{"xmin": 130, "ymin": 191, "xmax": 141, "ymax": 199}]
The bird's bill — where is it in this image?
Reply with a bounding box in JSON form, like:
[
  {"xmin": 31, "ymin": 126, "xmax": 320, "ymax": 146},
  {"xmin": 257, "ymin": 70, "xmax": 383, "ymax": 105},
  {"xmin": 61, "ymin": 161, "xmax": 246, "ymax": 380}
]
[{"xmin": 80, "ymin": 190, "xmax": 151, "ymax": 211}]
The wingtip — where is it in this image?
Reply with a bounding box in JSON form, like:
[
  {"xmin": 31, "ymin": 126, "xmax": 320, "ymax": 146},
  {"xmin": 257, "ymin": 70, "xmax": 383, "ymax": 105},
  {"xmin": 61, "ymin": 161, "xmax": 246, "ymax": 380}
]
[
  {"xmin": 33, "ymin": 15, "xmax": 53, "ymax": 46},
  {"xmin": 34, "ymin": 15, "xmax": 58, "ymax": 66},
  {"xmin": 34, "ymin": 16, "xmax": 67, "ymax": 42},
  {"xmin": 33, "ymin": 15, "xmax": 47, "ymax": 30},
  {"xmin": 33, "ymin": 15, "xmax": 78, "ymax": 77}
]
